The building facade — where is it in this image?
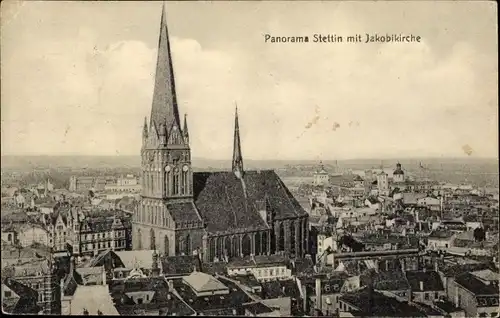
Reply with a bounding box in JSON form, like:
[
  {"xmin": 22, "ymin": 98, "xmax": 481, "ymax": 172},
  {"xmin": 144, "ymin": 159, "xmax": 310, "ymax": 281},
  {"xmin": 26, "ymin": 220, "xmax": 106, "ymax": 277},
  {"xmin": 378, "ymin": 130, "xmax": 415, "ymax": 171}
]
[
  {"xmin": 132, "ymin": 5, "xmax": 309, "ymax": 262},
  {"xmin": 79, "ymin": 214, "xmax": 132, "ymax": 257}
]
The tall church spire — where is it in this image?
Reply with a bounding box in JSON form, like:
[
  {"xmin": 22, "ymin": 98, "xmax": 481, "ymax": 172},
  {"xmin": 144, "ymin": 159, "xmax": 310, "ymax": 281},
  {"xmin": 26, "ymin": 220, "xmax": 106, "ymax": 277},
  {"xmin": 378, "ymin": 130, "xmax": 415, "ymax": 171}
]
[
  {"xmin": 150, "ymin": 2, "xmax": 182, "ymax": 135},
  {"xmin": 232, "ymin": 104, "xmax": 244, "ymax": 178}
]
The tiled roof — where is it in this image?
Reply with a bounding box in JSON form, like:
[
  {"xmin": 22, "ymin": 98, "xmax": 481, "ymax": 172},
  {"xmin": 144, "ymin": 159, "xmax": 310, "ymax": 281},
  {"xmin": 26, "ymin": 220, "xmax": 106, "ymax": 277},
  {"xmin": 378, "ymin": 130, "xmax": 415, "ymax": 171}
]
[
  {"xmin": 173, "ymin": 275, "xmax": 253, "ymax": 313},
  {"xmin": 340, "ymin": 288, "xmax": 426, "ymax": 317},
  {"xmin": 441, "ymin": 262, "xmax": 491, "ymax": 277},
  {"xmin": 9, "ymin": 259, "xmax": 51, "ymax": 277},
  {"xmin": 162, "ymin": 255, "xmax": 201, "ymax": 277},
  {"xmin": 229, "ymin": 274, "xmax": 261, "ymax": 289},
  {"xmin": 455, "ymin": 272, "xmax": 499, "ymax": 296},
  {"xmin": 75, "ymin": 266, "xmax": 105, "ymax": 285},
  {"xmin": 115, "ymin": 250, "xmax": 155, "ymax": 270},
  {"xmin": 227, "ymin": 254, "xmax": 288, "ymax": 268},
  {"xmin": 201, "ymin": 262, "xmax": 228, "ymax": 276},
  {"xmin": 428, "ymin": 229, "xmax": 454, "ymax": 239},
  {"xmin": 361, "ymin": 270, "xmax": 410, "ymax": 291},
  {"xmin": 471, "ymin": 269, "xmax": 499, "ymax": 282},
  {"xmin": 433, "ymin": 300, "xmax": 463, "ymax": 313},
  {"xmin": 183, "ymin": 272, "xmax": 228, "ymax": 293},
  {"xmin": 243, "ymin": 302, "xmax": 275, "ymax": 315},
  {"xmin": 166, "ymin": 202, "xmax": 202, "ymax": 223},
  {"xmin": 2, "ymin": 277, "xmax": 40, "ymax": 314},
  {"xmin": 405, "ymin": 271, "xmax": 444, "ymax": 292},
  {"xmin": 109, "ymin": 276, "xmax": 190, "ymax": 315},
  {"xmin": 193, "ymin": 170, "xmax": 306, "ymax": 233},
  {"xmin": 259, "ymin": 279, "xmax": 301, "ymax": 299},
  {"xmin": 70, "ymin": 285, "xmax": 119, "ymax": 315}
]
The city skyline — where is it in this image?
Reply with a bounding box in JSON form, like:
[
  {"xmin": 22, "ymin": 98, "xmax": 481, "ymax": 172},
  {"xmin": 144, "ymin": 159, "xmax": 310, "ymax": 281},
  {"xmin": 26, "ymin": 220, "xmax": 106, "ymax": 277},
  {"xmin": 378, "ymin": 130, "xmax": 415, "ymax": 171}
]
[{"xmin": 1, "ymin": 1, "xmax": 498, "ymax": 160}]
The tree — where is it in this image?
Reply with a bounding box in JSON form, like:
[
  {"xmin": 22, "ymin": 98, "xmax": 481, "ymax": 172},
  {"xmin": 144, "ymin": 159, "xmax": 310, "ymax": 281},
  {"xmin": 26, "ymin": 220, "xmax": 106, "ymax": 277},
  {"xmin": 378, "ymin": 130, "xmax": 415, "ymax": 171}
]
[{"xmin": 473, "ymin": 227, "xmax": 486, "ymax": 242}]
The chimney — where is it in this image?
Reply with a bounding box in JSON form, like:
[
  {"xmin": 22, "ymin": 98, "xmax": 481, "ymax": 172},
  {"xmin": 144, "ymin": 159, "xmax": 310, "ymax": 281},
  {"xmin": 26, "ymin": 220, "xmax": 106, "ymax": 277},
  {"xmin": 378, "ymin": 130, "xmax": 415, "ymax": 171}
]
[
  {"xmin": 315, "ymin": 278, "xmax": 322, "ymax": 311},
  {"xmin": 434, "ymin": 259, "xmax": 439, "ymax": 272},
  {"xmin": 419, "ymin": 281, "xmax": 424, "ymax": 291},
  {"xmin": 232, "ymin": 309, "xmax": 237, "ymax": 315}
]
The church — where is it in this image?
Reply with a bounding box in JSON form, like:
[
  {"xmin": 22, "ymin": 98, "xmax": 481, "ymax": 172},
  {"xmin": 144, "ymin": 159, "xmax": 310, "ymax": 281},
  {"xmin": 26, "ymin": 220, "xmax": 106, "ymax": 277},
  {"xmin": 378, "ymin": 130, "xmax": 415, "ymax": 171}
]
[{"xmin": 132, "ymin": 5, "xmax": 309, "ymax": 263}]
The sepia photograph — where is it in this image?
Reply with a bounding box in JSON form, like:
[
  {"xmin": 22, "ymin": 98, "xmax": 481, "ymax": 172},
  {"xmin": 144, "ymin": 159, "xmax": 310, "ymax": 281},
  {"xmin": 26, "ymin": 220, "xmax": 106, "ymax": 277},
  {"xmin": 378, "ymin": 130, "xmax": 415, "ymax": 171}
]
[{"xmin": 1, "ymin": 0, "xmax": 498, "ymax": 316}]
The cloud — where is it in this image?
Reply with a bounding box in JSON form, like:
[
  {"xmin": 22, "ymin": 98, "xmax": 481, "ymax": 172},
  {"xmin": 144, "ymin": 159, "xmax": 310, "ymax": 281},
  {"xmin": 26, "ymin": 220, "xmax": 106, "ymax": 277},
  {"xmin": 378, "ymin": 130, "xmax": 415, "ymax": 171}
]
[{"xmin": 1, "ymin": 3, "xmax": 497, "ymax": 160}]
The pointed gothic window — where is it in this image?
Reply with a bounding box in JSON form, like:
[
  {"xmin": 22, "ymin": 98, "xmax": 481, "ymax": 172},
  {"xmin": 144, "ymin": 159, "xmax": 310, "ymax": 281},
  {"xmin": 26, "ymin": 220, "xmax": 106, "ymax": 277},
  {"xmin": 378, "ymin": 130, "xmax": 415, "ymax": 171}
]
[
  {"xmin": 182, "ymin": 170, "xmax": 189, "ymax": 195},
  {"xmin": 164, "ymin": 169, "xmax": 170, "ymax": 196},
  {"xmin": 181, "ymin": 172, "xmax": 185, "ymax": 195}
]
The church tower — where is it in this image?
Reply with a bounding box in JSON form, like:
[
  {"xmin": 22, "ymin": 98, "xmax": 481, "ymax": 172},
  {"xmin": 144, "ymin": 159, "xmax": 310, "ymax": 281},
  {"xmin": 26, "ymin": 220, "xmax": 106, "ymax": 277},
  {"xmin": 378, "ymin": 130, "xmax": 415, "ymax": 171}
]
[
  {"xmin": 133, "ymin": 3, "xmax": 200, "ymax": 255},
  {"xmin": 141, "ymin": 4, "xmax": 192, "ymax": 200}
]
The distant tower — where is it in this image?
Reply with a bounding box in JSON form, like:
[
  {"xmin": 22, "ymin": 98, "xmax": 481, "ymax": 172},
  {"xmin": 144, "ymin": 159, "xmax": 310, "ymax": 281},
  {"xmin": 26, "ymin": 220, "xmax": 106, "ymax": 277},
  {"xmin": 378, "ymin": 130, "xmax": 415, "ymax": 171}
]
[
  {"xmin": 393, "ymin": 162, "xmax": 405, "ymax": 183},
  {"xmin": 313, "ymin": 161, "xmax": 329, "ymax": 186},
  {"xmin": 232, "ymin": 104, "xmax": 244, "ymax": 179},
  {"xmin": 377, "ymin": 170, "xmax": 389, "ymax": 196}
]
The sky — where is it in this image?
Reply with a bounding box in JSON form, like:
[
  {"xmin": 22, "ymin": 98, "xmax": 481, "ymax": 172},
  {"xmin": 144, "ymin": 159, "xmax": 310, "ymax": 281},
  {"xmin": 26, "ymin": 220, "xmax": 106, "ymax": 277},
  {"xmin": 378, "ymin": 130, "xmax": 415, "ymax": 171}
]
[{"xmin": 1, "ymin": 1, "xmax": 498, "ymax": 160}]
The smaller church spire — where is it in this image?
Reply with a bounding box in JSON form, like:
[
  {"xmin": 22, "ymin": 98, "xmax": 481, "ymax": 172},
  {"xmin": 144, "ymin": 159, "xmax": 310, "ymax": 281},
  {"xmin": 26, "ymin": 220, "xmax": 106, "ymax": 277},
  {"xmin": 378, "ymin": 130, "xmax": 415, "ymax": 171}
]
[{"xmin": 232, "ymin": 103, "xmax": 244, "ymax": 178}]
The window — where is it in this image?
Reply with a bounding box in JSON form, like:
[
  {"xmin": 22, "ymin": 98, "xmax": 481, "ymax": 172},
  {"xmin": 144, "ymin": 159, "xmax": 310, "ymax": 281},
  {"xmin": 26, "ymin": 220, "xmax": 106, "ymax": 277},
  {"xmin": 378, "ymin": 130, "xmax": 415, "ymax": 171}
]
[
  {"xmin": 270, "ymin": 269, "xmax": 274, "ymax": 276},
  {"xmin": 424, "ymin": 293, "xmax": 429, "ymax": 300},
  {"xmin": 434, "ymin": 292, "xmax": 439, "ymax": 299},
  {"xmin": 4, "ymin": 291, "xmax": 12, "ymax": 298}
]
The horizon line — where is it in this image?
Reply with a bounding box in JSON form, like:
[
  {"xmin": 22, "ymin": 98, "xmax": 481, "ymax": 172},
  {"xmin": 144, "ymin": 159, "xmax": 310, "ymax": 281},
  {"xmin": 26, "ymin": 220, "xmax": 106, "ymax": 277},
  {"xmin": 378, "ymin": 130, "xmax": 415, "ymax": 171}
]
[{"xmin": 1, "ymin": 154, "xmax": 498, "ymax": 161}]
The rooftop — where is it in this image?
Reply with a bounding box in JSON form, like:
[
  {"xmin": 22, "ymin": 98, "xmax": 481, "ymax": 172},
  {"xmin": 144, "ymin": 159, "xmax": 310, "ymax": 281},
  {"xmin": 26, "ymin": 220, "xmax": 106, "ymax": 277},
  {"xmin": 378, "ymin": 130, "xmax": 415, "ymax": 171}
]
[
  {"xmin": 70, "ymin": 285, "xmax": 119, "ymax": 315},
  {"xmin": 340, "ymin": 288, "xmax": 426, "ymax": 317},
  {"xmin": 183, "ymin": 271, "xmax": 228, "ymax": 293},
  {"xmin": 405, "ymin": 270, "xmax": 444, "ymax": 292},
  {"xmin": 2, "ymin": 277, "xmax": 40, "ymax": 314},
  {"xmin": 173, "ymin": 275, "xmax": 253, "ymax": 312},
  {"xmin": 455, "ymin": 272, "xmax": 499, "ymax": 296},
  {"xmin": 162, "ymin": 255, "xmax": 202, "ymax": 277}
]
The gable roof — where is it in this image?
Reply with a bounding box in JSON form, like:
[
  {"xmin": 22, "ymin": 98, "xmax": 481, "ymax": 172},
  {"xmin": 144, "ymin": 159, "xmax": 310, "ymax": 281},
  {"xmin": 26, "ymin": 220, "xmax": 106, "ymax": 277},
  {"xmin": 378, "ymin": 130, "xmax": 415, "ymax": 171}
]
[
  {"xmin": 405, "ymin": 270, "xmax": 444, "ymax": 292},
  {"xmin": 193, "ymin": 170, "xmax": 306, "ymax": 234},
  {"xmin": 2, "ymin": 278, "xmax": 40, "ymax": 314},
  {"xmin": 183, "ymin": 272, "xmax": 228, "ymax": 293}
]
